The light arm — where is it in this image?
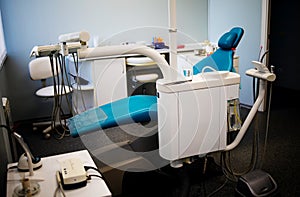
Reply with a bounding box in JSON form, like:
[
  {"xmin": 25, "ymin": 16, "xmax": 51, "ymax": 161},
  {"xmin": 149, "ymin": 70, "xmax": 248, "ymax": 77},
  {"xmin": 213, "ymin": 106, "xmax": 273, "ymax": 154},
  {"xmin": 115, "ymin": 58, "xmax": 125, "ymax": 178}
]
[{"xmin": 77, "ymin": 44, "xmax": 182, "ymax": 82}]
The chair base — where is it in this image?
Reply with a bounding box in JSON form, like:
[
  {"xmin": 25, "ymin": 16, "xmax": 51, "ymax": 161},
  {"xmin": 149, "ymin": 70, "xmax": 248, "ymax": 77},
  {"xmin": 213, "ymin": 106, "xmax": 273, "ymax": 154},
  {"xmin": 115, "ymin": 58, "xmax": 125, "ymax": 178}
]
[{"xmin": 32, "ymin": 120, "xmax": 68, "ymax": 139}]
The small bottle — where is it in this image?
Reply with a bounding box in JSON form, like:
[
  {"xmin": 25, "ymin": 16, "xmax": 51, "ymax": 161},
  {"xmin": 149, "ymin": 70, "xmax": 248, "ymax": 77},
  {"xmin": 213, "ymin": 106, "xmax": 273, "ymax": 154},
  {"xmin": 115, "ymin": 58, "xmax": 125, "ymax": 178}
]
[
  {"xmin": 205, "ymin": 44, "xmax": 213, "ymax": 56},
  {"xmin": 183, "ymin": 66, "xmax": 193, "ymax": 80}
]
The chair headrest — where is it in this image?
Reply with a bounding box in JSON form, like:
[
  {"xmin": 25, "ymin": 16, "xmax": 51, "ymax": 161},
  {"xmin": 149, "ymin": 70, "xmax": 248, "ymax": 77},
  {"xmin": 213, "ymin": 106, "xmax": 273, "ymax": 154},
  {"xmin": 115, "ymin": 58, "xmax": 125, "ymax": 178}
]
[
  {"xmin": 230, "ymin": 27, "xmax": 244, "ymax": 48},
  {"xmin": 218, "ymin": 27, "xmax": 244, "ymax": 50},
  {"xmin": 218, "ymin": 32, "xmax": 238, "ymax": 50}
]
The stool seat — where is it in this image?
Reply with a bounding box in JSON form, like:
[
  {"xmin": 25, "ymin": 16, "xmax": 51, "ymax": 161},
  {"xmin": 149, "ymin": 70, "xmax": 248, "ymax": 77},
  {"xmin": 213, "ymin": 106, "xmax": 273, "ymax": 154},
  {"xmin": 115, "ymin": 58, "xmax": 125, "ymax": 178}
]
[
  {"xmin": 126, "ymin": 57, "xmax": 157, "ymax": 66},
  {"xmin": 36, "ymin": 85, "xmax": 72, "ymax": 97},
  {"xmin": 127, "ymin": 55, "xmax": 163, "ymax": 96},
  {"xmin": 135, "ymin": 74, "xmax": 159, "ymax": 83}
]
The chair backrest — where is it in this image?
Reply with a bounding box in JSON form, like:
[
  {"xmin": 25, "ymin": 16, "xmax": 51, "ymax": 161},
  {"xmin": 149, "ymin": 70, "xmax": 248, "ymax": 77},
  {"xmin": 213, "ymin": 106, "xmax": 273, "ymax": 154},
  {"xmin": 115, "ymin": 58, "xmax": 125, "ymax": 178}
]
[
  {"xmin": 193, "ymin": 27, "xmax": 244, "ymax": 75},
  {"xmin": 29, "ymin": 56, "xmax": 60, "ymax": 81}
]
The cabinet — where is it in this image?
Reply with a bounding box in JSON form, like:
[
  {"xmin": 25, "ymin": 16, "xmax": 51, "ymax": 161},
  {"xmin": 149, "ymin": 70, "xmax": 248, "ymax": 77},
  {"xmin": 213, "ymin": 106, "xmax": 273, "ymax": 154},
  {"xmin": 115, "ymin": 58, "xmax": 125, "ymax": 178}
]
[
  {"xmin": 68, "ymin": 57, "xmax": 127, "ymax": 114},
  {"xmin": 93, "ymin": 58, "xmax": 127, "ymax": 106}
]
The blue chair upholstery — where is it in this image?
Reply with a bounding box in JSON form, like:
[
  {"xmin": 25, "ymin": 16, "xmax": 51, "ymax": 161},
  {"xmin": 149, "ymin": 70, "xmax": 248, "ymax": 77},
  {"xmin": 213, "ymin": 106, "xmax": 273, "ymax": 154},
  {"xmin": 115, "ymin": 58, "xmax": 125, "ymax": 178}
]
[
  {"xmin": 193, "ymin": 27, "xmax": 244, "ymax": 75},
  {"xmin": 67, "ymin": 95, "xmax": 157, "ymax": 137}
]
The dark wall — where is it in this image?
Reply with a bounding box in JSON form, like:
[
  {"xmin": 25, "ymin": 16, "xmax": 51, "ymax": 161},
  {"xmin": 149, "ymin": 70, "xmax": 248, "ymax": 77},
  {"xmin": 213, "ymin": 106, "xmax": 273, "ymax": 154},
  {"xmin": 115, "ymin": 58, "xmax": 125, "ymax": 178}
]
[{"xmin": 269, "ymin": 0, "xmax": 300, "ymax": 90}]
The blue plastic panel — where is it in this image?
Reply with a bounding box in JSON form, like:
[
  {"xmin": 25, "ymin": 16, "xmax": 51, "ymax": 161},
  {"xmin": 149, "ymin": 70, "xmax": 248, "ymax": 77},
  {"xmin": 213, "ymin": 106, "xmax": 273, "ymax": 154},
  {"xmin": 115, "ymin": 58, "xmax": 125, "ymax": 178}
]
[{"xmin": 67, "ymin": 95, "xmax": 158, "ymax": 137}]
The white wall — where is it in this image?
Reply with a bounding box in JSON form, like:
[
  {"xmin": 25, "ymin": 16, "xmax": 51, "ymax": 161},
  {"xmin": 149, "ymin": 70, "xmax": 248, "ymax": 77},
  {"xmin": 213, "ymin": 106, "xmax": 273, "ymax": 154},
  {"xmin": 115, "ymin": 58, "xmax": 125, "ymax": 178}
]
[
  {"xmin": 208, "ymin": 0, "xmax": 262, "ymax": 106},
  {"xmin": 0, "ymin": 0, "xmax": 207, "ymax": 121}
]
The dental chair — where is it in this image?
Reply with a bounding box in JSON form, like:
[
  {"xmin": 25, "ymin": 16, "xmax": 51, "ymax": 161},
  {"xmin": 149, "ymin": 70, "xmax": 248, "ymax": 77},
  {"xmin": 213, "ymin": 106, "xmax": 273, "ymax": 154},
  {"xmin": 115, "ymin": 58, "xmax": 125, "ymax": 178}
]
[
  {"xmin": 67, "ymin": 27, "xmax": 244, "ymax": 138},
  {"xmin": 29, "ymin": 56, "xmax": 72, "ymax": 138},
  {"xmin": 193, "ymin": 27, "xmax": 244, "ymax": 74},
  {"xmin": 66, "ymin": 28, "xmax": 245, "ymax": 195},
  {"xmin": 66, "ymin": 27, "xmax": 243, "ymax": 171}
]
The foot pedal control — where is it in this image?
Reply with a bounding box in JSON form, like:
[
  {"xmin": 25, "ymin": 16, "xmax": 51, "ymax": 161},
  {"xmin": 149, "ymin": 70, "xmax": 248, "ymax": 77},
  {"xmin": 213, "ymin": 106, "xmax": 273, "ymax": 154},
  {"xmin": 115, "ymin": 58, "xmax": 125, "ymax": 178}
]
[{"xmin": 236, "ymin": 169, "xmax": 278, "ymax": 196}]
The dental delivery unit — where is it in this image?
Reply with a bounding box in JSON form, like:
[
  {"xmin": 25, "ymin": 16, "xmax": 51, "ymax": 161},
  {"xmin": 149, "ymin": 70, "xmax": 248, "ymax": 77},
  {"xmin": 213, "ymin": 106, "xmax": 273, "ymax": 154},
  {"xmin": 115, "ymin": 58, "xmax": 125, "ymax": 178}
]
[{"xmin": 30, "ymin": 28, "xmax": 275, "ymax": 168}]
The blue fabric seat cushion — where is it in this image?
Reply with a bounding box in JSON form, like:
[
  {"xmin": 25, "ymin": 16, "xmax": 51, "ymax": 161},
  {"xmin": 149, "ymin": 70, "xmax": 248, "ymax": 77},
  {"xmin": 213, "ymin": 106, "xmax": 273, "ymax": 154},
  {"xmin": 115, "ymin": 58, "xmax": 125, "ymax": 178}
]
[{"xmin": 67, "ymin": 95, "xmax": 158, "ymax": 137}]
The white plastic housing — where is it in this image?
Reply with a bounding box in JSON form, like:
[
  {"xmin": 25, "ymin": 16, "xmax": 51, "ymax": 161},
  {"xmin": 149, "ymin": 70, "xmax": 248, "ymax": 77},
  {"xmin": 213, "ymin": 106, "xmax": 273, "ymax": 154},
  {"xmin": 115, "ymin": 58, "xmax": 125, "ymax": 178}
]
[
  {"xmin": 157, "ymin": 72, "xmax": 240, "ymax": 161},
  {"xmin": 58, "ymin": 31, "xmax": 90, "ymax": 43},
  {"xmin": 246, "ymin": 68, "xmax": 276, "ymax": 82}
]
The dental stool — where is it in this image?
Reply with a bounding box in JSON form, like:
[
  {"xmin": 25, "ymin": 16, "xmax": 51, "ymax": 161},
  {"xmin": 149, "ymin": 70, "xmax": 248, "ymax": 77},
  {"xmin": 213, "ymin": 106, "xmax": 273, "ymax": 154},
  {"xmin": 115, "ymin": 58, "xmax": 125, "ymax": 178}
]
[
  {"xmin": 29, "ymin": 56, "xmax": 72, "ymax": 139},
  {"xmin": 126, "ymin": 56, "xmax": 163, "ymax": 96}
]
